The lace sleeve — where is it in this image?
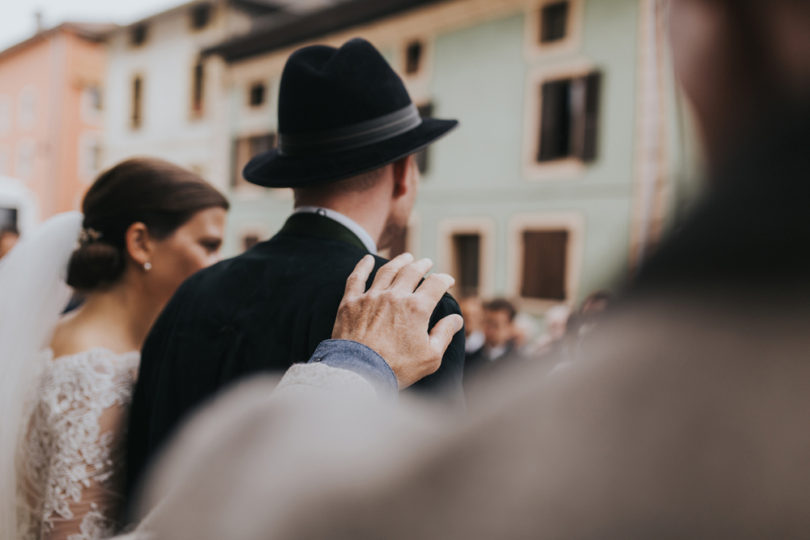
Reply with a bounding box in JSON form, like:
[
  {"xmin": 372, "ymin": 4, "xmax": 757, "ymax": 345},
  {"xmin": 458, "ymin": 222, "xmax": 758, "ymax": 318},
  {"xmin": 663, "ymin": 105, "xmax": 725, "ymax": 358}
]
[{"xmin": 20, "ymin": 350, "xmax": 138, "ymax": 540}]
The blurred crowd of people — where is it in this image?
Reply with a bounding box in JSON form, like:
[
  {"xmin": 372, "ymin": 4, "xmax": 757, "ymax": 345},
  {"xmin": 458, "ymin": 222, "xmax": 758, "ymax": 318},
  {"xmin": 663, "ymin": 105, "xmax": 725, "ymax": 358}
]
[{"xmin": 460, "ymin": 290, "xmax": 613, "ymax": 392}]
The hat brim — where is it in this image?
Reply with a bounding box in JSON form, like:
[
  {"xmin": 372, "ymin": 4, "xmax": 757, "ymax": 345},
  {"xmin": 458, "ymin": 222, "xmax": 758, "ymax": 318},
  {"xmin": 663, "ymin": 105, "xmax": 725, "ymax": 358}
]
[{"xmin": 243, "ymin": 117, "xmax": 458, "ymax": 188}]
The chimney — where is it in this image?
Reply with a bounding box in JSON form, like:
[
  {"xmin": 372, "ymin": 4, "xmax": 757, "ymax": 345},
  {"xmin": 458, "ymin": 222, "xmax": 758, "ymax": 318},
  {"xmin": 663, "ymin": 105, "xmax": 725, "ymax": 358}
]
[{"xmin": 34, "ymin": 10, "xmax": 45, "ymax": 33}]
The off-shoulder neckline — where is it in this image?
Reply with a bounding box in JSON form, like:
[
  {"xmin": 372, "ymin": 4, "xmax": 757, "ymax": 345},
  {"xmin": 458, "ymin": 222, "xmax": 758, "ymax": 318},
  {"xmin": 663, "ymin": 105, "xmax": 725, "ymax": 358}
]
[{"xmin": 44, "ymin": 347, "xmax": 140, "ymax": 362}]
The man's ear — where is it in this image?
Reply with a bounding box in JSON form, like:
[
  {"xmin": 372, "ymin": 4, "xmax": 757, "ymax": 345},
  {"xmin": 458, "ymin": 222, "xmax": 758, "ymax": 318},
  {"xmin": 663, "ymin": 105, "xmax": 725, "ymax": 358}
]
[
  {"xmin": 391, "ymin": 156, "xmax": 413, "ymax": 198},
  {"xmin": 124, "ymin": 222, "xmax": 154, "ymax": 267}
]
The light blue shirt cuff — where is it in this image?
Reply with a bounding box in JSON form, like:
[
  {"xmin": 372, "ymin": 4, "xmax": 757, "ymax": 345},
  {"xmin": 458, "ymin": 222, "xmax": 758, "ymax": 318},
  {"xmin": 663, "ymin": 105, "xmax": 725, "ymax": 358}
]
[{"xmin": 308, "ymin": 339, "xmax": 398, "ymax": 396}]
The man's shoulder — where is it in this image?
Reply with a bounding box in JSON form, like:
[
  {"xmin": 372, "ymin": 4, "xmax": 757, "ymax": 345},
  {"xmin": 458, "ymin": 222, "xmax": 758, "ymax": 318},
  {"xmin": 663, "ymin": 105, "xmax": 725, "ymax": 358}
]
[{"xmin": 368, "ymin": 254, "xmax": 461, "ymax": 315}]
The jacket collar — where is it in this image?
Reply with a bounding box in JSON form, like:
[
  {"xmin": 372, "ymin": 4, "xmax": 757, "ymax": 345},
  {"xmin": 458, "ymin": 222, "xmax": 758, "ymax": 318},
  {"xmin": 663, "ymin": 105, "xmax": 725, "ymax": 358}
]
[{"xmin": 278, "ymin": 212, "xmax": 370, "ymax": 252}]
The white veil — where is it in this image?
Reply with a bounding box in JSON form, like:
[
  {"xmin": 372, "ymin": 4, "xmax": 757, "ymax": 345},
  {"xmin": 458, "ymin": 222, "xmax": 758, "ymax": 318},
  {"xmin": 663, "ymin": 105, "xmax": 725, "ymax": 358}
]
[{"xmin": 0, "ymin": 211, "xmax": 82, "ymax": 539}]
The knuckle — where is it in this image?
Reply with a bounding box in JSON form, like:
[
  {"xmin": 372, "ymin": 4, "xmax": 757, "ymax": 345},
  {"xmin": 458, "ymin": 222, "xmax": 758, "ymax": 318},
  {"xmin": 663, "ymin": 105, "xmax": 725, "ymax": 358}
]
[{"xmin": 367, "ymin": 290, "xmax": 382, "ymax": 302}]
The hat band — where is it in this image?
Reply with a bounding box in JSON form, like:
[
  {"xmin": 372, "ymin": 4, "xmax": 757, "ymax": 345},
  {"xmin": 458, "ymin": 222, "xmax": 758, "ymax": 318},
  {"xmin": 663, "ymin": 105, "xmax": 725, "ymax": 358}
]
[{"xmin": 278, "ymin": 104, "xmax": 421, "ymax": 157}]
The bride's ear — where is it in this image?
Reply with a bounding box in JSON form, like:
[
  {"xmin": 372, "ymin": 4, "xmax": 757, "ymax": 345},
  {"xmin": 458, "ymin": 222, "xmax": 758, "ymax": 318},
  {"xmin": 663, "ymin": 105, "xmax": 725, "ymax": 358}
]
[{"xmin": 124, "ymin": 222, "xmax": 154, "ymax": 269}]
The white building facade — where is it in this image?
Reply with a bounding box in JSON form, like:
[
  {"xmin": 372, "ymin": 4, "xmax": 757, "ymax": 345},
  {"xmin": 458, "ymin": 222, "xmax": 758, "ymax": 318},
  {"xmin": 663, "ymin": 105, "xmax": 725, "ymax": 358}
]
[{"xmin": 102, "ymin": 0, "xmax": 285, "ymax": 191}]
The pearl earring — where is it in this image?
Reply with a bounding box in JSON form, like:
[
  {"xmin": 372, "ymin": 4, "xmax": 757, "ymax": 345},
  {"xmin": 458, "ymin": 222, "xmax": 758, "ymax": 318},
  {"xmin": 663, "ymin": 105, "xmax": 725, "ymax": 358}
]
[{"xmin": 144, "ymin": 262, "xmax": 152, "ymax": 271}]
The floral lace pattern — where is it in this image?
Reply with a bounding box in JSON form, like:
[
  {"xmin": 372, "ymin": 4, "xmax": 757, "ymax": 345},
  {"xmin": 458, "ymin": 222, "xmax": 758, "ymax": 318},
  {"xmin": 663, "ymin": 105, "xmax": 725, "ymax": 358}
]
[{"xmin": 19, "ymin": 348, "xmax": 139, "ymax": 540}]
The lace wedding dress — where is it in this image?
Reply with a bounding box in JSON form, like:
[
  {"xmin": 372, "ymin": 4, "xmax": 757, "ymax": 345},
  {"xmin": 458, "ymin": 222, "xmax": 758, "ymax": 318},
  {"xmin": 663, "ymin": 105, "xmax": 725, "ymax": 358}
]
[
  {"xmin": 18, "ymin": 348, "xmax": 140, "ymax": 540},
  {"xmin": 0, "ymin": 213, "xmax": 143, "ymax": 540}
]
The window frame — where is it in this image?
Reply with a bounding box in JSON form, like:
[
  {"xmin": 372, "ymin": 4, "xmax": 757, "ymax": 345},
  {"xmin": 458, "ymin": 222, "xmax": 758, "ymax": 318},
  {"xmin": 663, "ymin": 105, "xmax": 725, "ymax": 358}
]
[
  {"xmin": 524, "ymin": 0, "xmax": 584, "ymax": 59},
  {"xmin": 523, "ymin": 62, "xmax": 601, "ymax": 180},
  {"xmin": 247, "ymin": 81, "xmax": 267, "ymax": 108},
  {"xmin": 438, "ymin": 217, "xmax": 495, "ymax": 299},
  {"xmin": 507, "ymin": 212, "xmax": 584, "ymax": 313},
  {"xmin": 130, "ymin": 24, "xmax": 149, "ymax": 48},
  {"xmin": 190, "ymin": 3, "xmax": 214, "ymax": 31},
  {"xmin": 399, "ymin": 36, "xmax": 433, "ymax": 83},
  {"xmin": 77, "ymin": 132, "xmax": 103, "ymax": 183},
  {"xmin": 231, "ymin": 132, "xmax": 277, "ymax": 193}
]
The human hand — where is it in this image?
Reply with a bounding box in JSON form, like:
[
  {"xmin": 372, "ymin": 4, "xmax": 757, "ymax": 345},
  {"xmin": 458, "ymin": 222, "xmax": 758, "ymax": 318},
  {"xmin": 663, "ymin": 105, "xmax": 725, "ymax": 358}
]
[{"xmin": 332, "ymin": 253, "xmax": 464, "ymax": 389}]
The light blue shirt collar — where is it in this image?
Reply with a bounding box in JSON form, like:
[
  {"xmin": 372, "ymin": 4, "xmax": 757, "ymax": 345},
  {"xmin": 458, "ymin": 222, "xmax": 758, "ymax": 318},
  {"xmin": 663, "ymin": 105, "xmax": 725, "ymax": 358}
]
[{"xmin": 293, "ymin": 206, "xmax": 377, "ymax": 254}]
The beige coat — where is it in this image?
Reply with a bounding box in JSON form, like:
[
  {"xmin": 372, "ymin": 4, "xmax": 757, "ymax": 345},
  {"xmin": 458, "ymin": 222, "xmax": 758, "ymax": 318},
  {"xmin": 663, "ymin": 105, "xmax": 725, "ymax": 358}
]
[{"xmin": 130, "ymin": 294, "xmax": 810, "ymax": 539}]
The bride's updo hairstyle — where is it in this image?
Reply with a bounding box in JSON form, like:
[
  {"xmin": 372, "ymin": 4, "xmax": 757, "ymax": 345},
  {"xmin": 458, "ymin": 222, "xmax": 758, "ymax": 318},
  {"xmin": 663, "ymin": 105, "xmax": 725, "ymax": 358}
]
[{"xmin": 67, "ymin": 158, "xmax": 229, "ymax": 291}]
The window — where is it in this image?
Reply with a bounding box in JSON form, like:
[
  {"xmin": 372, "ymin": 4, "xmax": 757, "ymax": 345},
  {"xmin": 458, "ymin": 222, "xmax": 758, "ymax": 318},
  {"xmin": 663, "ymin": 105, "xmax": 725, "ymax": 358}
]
[
  {"xmin": 537, "ymin": 71, "xmax": 601, "ymax": 163},
  {"xmin": 190, "ymin": 4, "xmax": 213, "ymax": 30},
  {"xmin": 414, "ymin": 102, "xmax": 434, "ymax": 174},
  {"xmin": 191, "ymin": 61, "xmax": 205, "ymax": 117},
  {"xmin": 520, "ymin": 230, "xmax": 568, "ymax": 301},
  {"xmin": 131, "ymin": 76, "xmax": 143, "ymax": 129},
  {"xmin": 19, "ymin": 88, "xmax": 37, "ymax": 130},
  {"xmin": 440, "ymin": 218, "xmax": 494, "ymax": 298},
  {"xmin": 82, "ymin": 86, "xmax": 103, "ymax": 123},
  {"xmin": 232, "ymin": 133, "xmax": 276, "ymax": 188},
  {"xmin": 248, "ymin": 82, "xmax": 266, "ymax": 107},
  {"xmin": 526, "ymin": 0, "xmax": 583, "ymax": 57},
  {"xmin": 79, "ymin": 134, "xmax": 102, "ymax": 180},
  {"xmin": 404, "ymin": 40, "xmax": 424, "ymax": 75},
  {"xmin": 540, "ymin": 1, "xmax": 570, "ymax": 43},
  {"xmin": 87, "ymin": 86, "xmax": 102, "ymax": 111},
  {"xmin": 452, "ymin": 233, "xmax": 482, "ymax": 297},
  {"xmin": 130, "ymin": 24, "xmax": 148, "ymax": 47}
]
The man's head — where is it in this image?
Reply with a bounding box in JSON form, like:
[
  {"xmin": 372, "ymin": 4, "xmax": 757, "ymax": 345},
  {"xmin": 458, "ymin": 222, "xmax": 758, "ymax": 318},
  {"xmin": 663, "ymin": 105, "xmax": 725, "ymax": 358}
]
[
  {"xmin": 242, "ymin": 39, "xmax": 455, "ymax": 217},
  {"xmin": 668, "ymin": 0, "xmax": 810, "ymax": 169},
  {"xmin": 482, "ymin": 298, "xmax": 517, "ymax": 349},
  {"xmin": 292, "ymin": 153, "xmax": 420, "ymax": 250},
  {"xmin": 0, "ymin": 226, "xmax": 19, "ymax": 259}
]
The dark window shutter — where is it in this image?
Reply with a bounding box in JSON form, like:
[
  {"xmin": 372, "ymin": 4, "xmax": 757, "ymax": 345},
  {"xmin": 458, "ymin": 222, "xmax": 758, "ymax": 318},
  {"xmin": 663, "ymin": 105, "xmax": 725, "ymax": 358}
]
[
  {"xmin": 538, "ymin": 80, "xmax": 572, "ymax": 162},
  {"xmin": 249, "ymin": 82, "xmax": 266, "ymax": 107},
  {"xmin": 452, "ymin": 233, "xmax": 481, "ymax": 297},
  {"xmin": 405, "ymin": 41, "xmax": 424, "ymax": 75},
  {"xmin": 131, "ymin": 77, "xmax": 143, "ymax": 128},
  {"xmin": 191, "ymin": 4, "xmax": 212, "ymax": 29},
  {"xmin": 579, "ymin": 72, "xmax": 601, "ymax": 162},
  {"xmin": 191, "ymin": 62, "xmax": 205, "ymax": 115},
  {"xmin": 521, "ymin": 230, "xmax": 568, "ymax": 300},
  {"xmin": 540, "ymin": 1, "xmax": 570, "ymax": 44}
]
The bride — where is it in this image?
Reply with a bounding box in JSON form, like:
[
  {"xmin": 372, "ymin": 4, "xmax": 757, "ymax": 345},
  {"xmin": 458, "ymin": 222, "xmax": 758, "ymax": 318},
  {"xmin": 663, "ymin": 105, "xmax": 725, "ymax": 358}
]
[{"xmin": 0, "ymin": 158, "xmax": 229, "ymax": 540}]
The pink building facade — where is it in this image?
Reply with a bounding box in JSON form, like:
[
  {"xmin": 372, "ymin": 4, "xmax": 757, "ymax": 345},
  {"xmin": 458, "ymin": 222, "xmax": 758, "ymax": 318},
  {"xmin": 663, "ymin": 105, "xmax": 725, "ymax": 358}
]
[{"xmin": 0, "ymin": 23, "xmax": 110, "ymax": 229}]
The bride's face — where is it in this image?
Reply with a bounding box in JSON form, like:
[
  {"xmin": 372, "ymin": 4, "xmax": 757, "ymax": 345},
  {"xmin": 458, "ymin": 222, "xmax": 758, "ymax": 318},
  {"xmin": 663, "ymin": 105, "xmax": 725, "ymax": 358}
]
[{"xmin": 146, "ymin": 207, "xmax": 227, "ymax": 305}]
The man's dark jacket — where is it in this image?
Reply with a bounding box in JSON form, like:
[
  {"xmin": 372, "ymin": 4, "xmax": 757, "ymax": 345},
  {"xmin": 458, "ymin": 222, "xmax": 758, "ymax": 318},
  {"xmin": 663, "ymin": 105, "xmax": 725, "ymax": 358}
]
[{"xmin": 125, "ymin": 213, "xmax": 465, "ymax": 500}]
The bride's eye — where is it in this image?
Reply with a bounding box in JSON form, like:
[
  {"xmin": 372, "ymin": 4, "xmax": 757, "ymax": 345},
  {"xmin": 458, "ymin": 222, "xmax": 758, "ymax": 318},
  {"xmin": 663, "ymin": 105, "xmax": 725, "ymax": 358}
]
[{"xmin": 199, "ymin": 239, "xmax": 222, "ymax": 253}]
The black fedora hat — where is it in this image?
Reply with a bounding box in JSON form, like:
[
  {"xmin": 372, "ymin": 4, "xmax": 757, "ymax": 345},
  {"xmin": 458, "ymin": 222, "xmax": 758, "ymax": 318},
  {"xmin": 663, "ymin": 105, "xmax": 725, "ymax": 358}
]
[{"xmin": 243, "ymin": 38, "xmax": 458, "ymax": 188}]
